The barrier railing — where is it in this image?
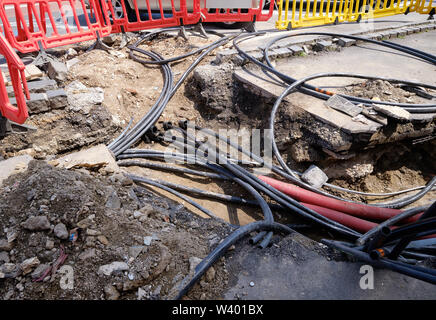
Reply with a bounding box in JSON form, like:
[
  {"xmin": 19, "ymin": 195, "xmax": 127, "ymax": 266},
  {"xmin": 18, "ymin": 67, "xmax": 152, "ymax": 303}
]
[
  {"xmin": 346, "ymin": 0, "xmax": 421, "ymax": 23},
  {"xmin": 104, "ymin": 0, "xmax": 201, "ymax": 34},
  {"xmin": 276, "ymin": 0, "xmax": 424, "ymax": 30},
  {"xmin": 199, "ymin": 0, "xmax": 275, "ymax": 23},
  {"xmin": 0, "ymin": 32, "xmax": 29, "ymax": 124},
  {"xmin": 416, "ymin": 0, "xmax": 435, "ymax": 15},
  {"xmin": 0, "ymin": 0, "xmax": 112, "ymax": 53}
]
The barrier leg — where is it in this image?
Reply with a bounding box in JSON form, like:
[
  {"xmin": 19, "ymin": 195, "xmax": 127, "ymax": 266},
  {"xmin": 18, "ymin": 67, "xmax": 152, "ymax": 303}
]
[
  {"xmin": 0, "ymin": 113, "xmax": 36, "ymax": 138},
  {"xmin": 193, "ymin": 22, "xmax": 208, "ymax": 39},
  {"xmin": 87, "ymin": 32, "xmax": 112, "ymax": 52},
  {"xmin": 32, "ymin": 41, "xmax": 51, "ymax": 66},
  {"xmin": 0, "ymin": 113, "xmax": 8, "ymax": 137},
  {"xmin": 429, "ymin": 8, "xmax": 435, "ymax": 20}
]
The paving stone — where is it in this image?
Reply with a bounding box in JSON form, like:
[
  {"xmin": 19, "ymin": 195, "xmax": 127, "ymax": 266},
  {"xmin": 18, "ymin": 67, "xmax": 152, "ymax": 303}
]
[
  {"xmin": 313, "ymin": 40, "xmax": 333, "ymax": 51},
  {"xmin": 338, "ymin": 38, "xmax": 356, "ymax": 47},
  {"xmin": 47, "ymin": 89, "xmax": 68, "ymax": 110},
  {"xmin": 47, "ymin": 59, "xmax": 68, "ymax": 82},
  {"xmin": 289, "ymin": 45, "xmax": 304, "ymax": 55}
]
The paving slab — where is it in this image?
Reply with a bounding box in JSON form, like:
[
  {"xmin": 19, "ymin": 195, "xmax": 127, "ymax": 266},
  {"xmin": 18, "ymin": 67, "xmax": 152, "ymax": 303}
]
[{"xmin": 0, "ymin": 155, "xmax": 33, "ymax": 186}]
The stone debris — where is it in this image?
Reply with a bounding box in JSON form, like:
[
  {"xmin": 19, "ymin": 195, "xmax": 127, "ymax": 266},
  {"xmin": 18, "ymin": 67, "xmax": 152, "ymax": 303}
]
[
  {"xmin": 20, "ymin": 257, "xmax": 40, "ymax": 275},
  {"xmin": 301, "ymin": 165, "xmax": 329, "ymax": 189},
  {"xmin": 65, "ymin": 81, "xmax": 104, "ymax": 115},
  {"xmin": 54, "ymin": 223, "xmax": 69, "ymax": 240},
  {"xmin": 98, "ymin": 261, "xmax": 129, "ymax": 276},
  {"xmin": 372, "ymin": 103, "xmax": 411, "ymax": 121},
  {"xmin": 21, "ymin": 216, "xmax": 51, "ymax": 231}
]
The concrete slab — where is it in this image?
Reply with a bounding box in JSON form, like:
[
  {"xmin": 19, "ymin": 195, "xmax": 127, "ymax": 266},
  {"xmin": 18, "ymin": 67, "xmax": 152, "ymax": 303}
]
[
  {"xmin": 0, "ymin": 155, "xmax": 33, "ymax": 186},
  {"xmin": 56, "ymin": 144, "xmax": 119, "ymax": 172},
  {"xmin": 235, "ymin": 68, "xmax": 383, "ymax": 136}
]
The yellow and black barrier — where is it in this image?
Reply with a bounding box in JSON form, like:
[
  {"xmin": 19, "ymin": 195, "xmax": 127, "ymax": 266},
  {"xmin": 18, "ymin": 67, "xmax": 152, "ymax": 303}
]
[{"xmin": 276, "ymin": 0, "xmax": 432, "ymax": 30}]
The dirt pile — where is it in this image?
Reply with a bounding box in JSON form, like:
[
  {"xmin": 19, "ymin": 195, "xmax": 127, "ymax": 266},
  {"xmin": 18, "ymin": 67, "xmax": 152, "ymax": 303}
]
[{"xmin": 0, "ymin": 160, "xmax": 231, "ymax": 300}]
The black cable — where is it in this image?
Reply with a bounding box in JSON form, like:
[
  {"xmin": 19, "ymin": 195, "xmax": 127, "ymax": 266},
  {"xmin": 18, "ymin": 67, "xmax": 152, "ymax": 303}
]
[{"xmin": 175, "ymin": 221, "xmax": 295, "ymax": 299}]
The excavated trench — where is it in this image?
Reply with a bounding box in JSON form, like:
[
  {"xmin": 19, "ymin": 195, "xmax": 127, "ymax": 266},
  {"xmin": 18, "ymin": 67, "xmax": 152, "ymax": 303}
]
[{"xmin": 1, "ymin": 29, "xmax": 435, "ymax": 299}]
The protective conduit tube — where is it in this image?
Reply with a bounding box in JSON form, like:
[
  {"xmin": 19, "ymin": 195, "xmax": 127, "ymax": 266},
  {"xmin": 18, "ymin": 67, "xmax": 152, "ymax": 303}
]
[
  {"xmin": 302, "ymin": 203, "xmax": 378, "ymax": 233},
  {"xmin": 258, "ymin": 175, "xmax": 408, "ymax": 221}
]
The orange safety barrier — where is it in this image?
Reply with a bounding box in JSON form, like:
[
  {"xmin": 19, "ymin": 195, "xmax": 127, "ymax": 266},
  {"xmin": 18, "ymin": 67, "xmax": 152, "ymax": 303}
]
[
  {"xmin": 0, "ymin": 0, "xmax": 112, "ymax": 53},
  {"xmin": 0, "ymin": 32, "xmax": 29, "ymax": 124}
]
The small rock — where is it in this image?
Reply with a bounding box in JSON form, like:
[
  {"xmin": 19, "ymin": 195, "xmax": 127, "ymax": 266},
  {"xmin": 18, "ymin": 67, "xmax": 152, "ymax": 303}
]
[
  {"xmin": 104, "ymin": 285, "xmax": 120, "ymax": 300},
  {"xmin": 105, "ymin": 188, "xmax": 121, "ymax": 210},
  {"xmin": 189, "ymin": 257, "xmax": 203, "ymax": 273},
  {"xmin": 206, "ymin": 267, "xmax": 216, "ymax": 282},
  {"xmin": 45, "ymin": 239, "xmax": 54, "ymax": 250},
  {"xmin": 0, "ymin": 239, "xmax": 13, "ymax": 252},
  {"xmin": 21, "ymin": 216, "xmax": 51, "ymax": 231},
  {"xmin": 129, "ymin": 246, "xmax": 144, "ymax": 259},
  {"xmin": 16, "ymin": 283, "xmax": 24, "ymax": 292},
  {"xmin": 98, "ymin": 261, "xmax": 129, "ymax": 276},
  {"xmin": 54, "ymin": 223, "xmax": 69, "ymax": 240},
  {"xmin": 143, "ymin": 236, "xmax": 153, "ymax": 246},
  {"xmin": 301, "ymin": 165, "xmax": 329, "ymax": 189},
  {"xmin": 6, "ymin": 230, "xmax": 18, "ymax": 243},
  {"xmin": 77, "ymin": 215, "xmax": 94, "ymax": 229},
  {"xmin": 0, "ymin": 263, "xmax": 22, "ymax": 278},
  {"xmin": 66, "ymin": 48, "xmax": 77, "ymax": 58},
  {"xmin": 78, "ymin": 248, "xmax": 96, "ymax": 260},
  {"xmin": 87, "ymin": 229, "xmax": 101, "ymax": 236},
  {"xmin": 0, "ymin": 251, "xmax": 10, "ymax": 264},
  {"xmin": 249, "ymin": 281, "xmax": 255, "ymax": 287},
  {"xmin": 20, "ymin": 257, "xmax": 40, "ymax": 275},
  {"xmin": 97, "ymin": 235, "xmax": 109, "ymax": 246},
  {"xmin": 137, "ymin": 287, "xmax": 147, "ymax": 300},
  {"xmin": 31, "ymin": 263, "xmax": 50, "ymax": 279}
]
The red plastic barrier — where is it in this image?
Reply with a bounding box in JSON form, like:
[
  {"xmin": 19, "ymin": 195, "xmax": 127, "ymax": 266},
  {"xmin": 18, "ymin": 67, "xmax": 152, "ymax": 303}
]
[
  {"xmin": 199, "ymin": 0, "xmax": 275, "ymax": 23},
  {"xmin": 0, "ymin": 33, "xmax": 29, "ymax": 124},
  {"xmin": 258, "ymin": 175, "xmax": 414, "ymax": 222},
  {"xmin": 104, "ymin": 0, "xmax": 201, "ymax": 34},
  {"xmin": 0, "ymin": 0, "xmax": 112, "ymax": 53}
]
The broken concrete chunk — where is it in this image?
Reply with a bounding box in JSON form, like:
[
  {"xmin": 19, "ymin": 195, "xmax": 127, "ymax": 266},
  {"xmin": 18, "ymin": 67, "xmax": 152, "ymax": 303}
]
[
  {"xmin": 20, "ymin": 257, "xmax": 40, "ymax": 275},
  {"xmin": 21, "ymin": 216, "xmax": 51, "ymax": 231},
  {"xmin": 0, "ymin": 155, "xmax": 33, "ymax": 186},
  {"xmin": 338, "ymin": 38, "xmax": 356, "ymax": 47},
  {"xmin": 372, "ymin": 104, "xmax": 411, "ymax": 121},
  {"xmin": 313, "ymin": 40, "xmax": 333, "ymax": 51},
  {"xmin": 289, "ymin": 45, "xmax": 304, "ymax": 55},
  {"xmin": 47, "ymin": 59, "xmax": 68, "ymax": 82},
  {"xmin": 0, "ymin": 263, "xmax": 22, "ymax": 279},
  {"xmin": 325, "ymin": 95, "xmax": 362, "ymax": 117},
  {"xmin": 31, "ymin": 263, "xmax": 50, "ymax": 279},
  {"xmin": 189, "ymin": 257, "xmax": 203, "ymax": 273},
  {"xmin": 98, "ymin": 261, "xmax": 129, "ymax": 276},
  {"xmin": 65, "ymin": 80, "xmax": 104, "ymax": 114},
  {"xmin": 105, "ymin": 187, "xmax": 121, "ymax": 210},
  {"xmin": 47, "ymin": 89, "xmax": 68, "ymax": 110},
  {"xmin": 66, "ymin": 57, "xmax": 80, "ymax": 70},
  {"xmin": 0, "ymin": 239, "xmax": 13, "ymax": 252},
  {"xmin": 301, "ymin": 165, "xmax": 329, "ymax": 189},
  {"xmin": 56, "ymin": 144, "xmax": 119, "ymax": 173},
  {"xmin": 143, "ymin": 236, "xmax": 153, "ymax": 246},
  {"xmin": 0, "ymin": 251, "xmax": 10, "ymax": 264},
  {"xmin": 54, "ymin": 223, "xmax": 69, "ymax": 240},
  {"xmin": 104, "ymin": 285, "xmax": 120, "ymax": 300}
]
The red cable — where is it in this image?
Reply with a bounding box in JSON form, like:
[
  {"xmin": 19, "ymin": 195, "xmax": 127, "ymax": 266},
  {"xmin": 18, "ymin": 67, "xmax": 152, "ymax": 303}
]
[{"xmin": 259, "ymin": 175, "xmax": 419, "ymax": 222}]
